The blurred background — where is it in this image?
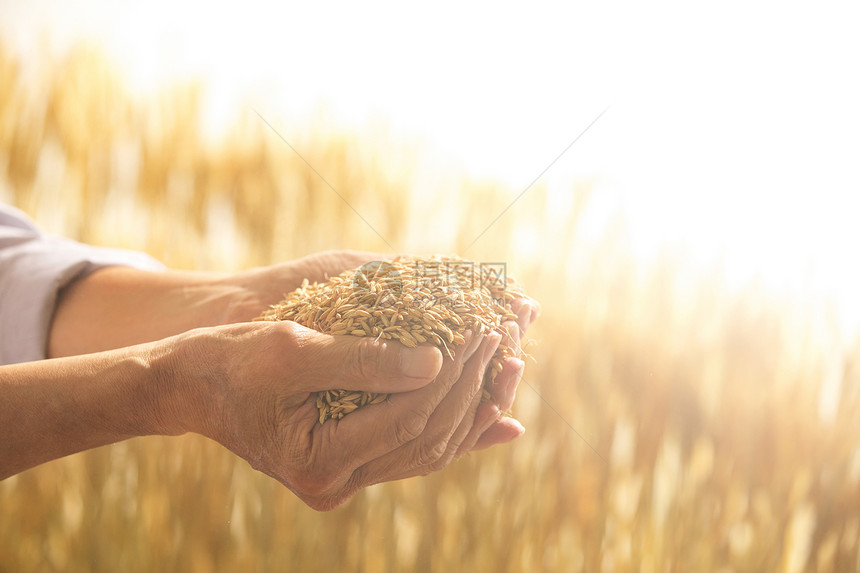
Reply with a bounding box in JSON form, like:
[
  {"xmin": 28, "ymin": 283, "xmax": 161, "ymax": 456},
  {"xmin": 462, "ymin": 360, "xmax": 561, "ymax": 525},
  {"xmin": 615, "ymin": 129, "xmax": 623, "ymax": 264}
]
[{"xmin": 1, "ymin": 1, "xmax": 859, "ymax": 571}]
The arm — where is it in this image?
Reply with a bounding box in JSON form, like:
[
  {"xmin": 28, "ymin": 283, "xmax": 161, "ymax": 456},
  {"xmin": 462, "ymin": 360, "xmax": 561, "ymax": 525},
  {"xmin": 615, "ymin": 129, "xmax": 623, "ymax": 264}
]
[
  {"xmin": 1, "ymin": 320, "xmax": 509, "ymax": 510},
  {"xmin": 47, "ymin": 267, "xmax": 247, "ymax": 358},
  {"xmin": 0, "ymin": 344, "xmax": 184, "ymax": 480},
  {"xmin": 47, "ymin": 251, "xmax": 386, "ymax": 358}
]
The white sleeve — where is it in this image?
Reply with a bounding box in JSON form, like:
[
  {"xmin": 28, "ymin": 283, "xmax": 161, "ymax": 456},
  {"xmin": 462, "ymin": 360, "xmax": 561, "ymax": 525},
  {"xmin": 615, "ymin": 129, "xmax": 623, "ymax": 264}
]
[{"xmin": 0, "ymin": 204, "xmax": 165, "ymax": 365}]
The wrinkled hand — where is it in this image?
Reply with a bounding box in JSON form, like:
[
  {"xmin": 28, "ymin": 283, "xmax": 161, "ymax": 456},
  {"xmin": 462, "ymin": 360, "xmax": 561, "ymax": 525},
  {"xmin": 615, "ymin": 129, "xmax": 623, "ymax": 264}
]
[
  {"xmin": 218, "ymin": 250, "xmax": 541, "ymax": 454},
  {"xmin": 171, "ymin": 320, "xmax": 504, "ymax": 510}
]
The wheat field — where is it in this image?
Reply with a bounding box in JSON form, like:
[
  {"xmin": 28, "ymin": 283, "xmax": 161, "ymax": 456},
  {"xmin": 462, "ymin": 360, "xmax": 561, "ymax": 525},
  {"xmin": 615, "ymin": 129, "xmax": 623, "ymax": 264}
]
[{"xmin": 1, "ymin": 44, "xmax": 859, "ymax": 573}]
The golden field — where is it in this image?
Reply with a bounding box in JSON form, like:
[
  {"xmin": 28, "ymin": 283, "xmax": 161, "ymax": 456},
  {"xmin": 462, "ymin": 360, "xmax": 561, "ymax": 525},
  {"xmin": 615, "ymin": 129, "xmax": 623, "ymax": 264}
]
[{"xmin": 1, "ymin": 44, "xmax": 860, "ymax": 573}]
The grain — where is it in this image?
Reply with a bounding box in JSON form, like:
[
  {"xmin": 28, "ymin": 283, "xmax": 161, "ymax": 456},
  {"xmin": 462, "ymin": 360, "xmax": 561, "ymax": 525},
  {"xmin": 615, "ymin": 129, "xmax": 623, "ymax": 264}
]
[{"xmin": 257, "ymin": 255, "xmax": 534, "ymax": 423}]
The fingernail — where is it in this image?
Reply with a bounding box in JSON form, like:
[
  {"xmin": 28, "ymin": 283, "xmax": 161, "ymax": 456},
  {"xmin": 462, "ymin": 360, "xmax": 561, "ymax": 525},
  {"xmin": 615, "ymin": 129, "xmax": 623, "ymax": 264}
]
[
  {"xmin": 508, "ymin": 418, "xmax": 526, "ymax": 437},
  {"xmin": 531, "ymin": 302, "xmax": 541, "ymax": 325},
  {"xmin": 517, "ymin": 304, "xmax": 531, "ymax": 323},
  {"xmin": 502, "ymin": 321, "xmax": 521, "ymax": 354},
  {"xmin": 507, "ymin": 358, "xmax": 525, "ymax": 404},
  {"xmin": 461, "ymin": 329, "xmax": 482, "ymax": 362},
  {"xmin": 494, "ymin": 358, "xmax": 525, "ymax": 411},
  {"xmin": 511, "ymin": 358, "xmax": 525, "ymax": 379},
  {"xmin": 483, "ymin": 332, "xmax": 502, "ymax": 363},
  {"xmin": 400, "ymin": 345, "xmax": 443, "ymax": 379},
  {"xmin": 461, "ymin": 329, "xmax": 473, "ymax": 350}
]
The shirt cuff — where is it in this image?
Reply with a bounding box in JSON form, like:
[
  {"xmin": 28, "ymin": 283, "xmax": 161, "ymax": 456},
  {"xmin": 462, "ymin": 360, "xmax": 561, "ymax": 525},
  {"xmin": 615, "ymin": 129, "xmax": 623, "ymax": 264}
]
[{"xmin": 0, "ymin": 235, "xmax": 164, "ymax": 365}]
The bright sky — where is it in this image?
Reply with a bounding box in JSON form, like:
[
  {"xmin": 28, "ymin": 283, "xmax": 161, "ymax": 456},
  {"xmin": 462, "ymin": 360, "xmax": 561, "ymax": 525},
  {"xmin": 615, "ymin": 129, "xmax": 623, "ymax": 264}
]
[{"xmin": 2, "ymin": 0, "xmax": 859, "ymax": 327}]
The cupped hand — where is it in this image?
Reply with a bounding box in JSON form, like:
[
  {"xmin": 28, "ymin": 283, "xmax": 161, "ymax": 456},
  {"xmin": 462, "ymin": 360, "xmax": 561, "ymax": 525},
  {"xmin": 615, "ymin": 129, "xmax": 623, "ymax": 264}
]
[
  {"xmin": 209, "ymin": 251, "xmax": 540, "ymax": 484},
  {"xmin": 170, "ymin": 320, "xmax": 505, "ymax": 510}
]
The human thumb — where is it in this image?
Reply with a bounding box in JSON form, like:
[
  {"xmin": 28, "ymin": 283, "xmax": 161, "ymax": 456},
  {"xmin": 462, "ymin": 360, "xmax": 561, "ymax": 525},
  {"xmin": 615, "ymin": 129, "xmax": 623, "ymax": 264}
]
[{"xmin": 299, "ymin": 333, "xmax": 443, "ymax": 394}]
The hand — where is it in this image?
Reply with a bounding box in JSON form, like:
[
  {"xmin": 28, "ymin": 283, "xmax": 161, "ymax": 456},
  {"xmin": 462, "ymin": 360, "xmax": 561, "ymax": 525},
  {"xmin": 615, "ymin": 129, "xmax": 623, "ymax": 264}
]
[
  {"xmin": 48, "ymin": 250, "xmax": 388, "ymax": 358},
  {"xmin": 218, "ymin": 250, "xmax": 390, "ymax": 323},
  {"xmin": 167, "ymin": 320, "xmax": 504, "ymax": 510},
  {"xmin": 222, "ymin": 255, "xmax": 541, "ymax": 455},
  {"xmin": 209, "ymin": 254, "xmax": 540, "ymax": 458}
]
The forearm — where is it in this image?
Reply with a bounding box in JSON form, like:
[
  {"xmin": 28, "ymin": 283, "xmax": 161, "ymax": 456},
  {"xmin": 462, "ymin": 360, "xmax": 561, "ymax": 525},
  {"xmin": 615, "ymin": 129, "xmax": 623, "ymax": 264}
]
[
  {"xmin": 0, "ymin": 344, "xmax": 187, "ymax": 479},
  {"xmin": 46, "ymin": 251, "xmax": 383, "ymax": 358},
  {"xmin": 48, "ymin": 267, "xmax": 256, "ymax": 357}
]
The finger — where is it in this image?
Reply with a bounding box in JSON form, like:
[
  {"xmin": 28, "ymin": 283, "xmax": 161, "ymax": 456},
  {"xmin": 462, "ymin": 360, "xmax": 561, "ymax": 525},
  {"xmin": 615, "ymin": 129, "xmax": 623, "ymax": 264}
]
[
  {"xmin": 350, "ymin": 333, "xmax": 501, "ymax": 486},
  {"xmin": 453, "ymin": 401, "xmax": 502, "ymax": 458},
  {"xmin": 530, "ymin": 299, "xmax": 541, "ymax": 323},
  {"xmin": 322, "ymin": 402, "xmax": 502, "ymax": 509},
  {"xmin": 460, "ymin": 329, "xmax": 484, "ymax": 363},
  {"xmin": 471, "ymin": 417, "xmax": 525, "ymax": 451},
  {"xmin": 292, "ymin": 325, "xmax": 443, "ymax": 393},
  {"xmin": 499, "ymin": 319, "xmax": 522, "ymax": 358},
  {"xmin": 482, "ymin": 319, "xmax": 520, "ymax": 408},
  {"xmin": 489, "ymin": 357, "xmax": 525, "ymax": 413},
  {"xmin": 508, "ymin": 298, "xmax": 531, "ymax": 333},
  {"xmin": 321, "ymin": 331, "xmax": 478, "ymax": 472},
  {"xmin": 296, "ymin": 380, "xmax": 506, "ymax": 511},
  {"xmin": 405, "ymin": 332, "xmax": 500, "ymax": 462},
  {"xmin": 420, "ymin": 358, "xmax": 487, "ymax": 468},
  {"xmin": 456, "ymin": 356, "xmax": 523, "ymax": 457}
]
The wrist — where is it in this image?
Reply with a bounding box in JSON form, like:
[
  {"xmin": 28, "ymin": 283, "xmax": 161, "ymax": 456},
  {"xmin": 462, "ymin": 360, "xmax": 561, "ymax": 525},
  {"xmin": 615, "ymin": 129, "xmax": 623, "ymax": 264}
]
[{"xmin": 145, "ymin": 331, "xmax": 226, "ymax": 438}]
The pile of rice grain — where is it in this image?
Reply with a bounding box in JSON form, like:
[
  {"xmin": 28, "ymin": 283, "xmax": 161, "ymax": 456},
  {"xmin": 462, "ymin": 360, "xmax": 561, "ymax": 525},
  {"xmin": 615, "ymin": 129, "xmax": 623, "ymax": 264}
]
[{"xmin": 257, "ymin": 255, "xmax": 532, "ymax": 423}]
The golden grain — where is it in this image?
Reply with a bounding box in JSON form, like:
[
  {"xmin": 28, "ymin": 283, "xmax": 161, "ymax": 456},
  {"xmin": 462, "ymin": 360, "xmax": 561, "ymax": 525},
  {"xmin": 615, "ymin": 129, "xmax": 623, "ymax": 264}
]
[{"xmin": 256, "ymin": 255, "xmax": 533, "ymax": 422}]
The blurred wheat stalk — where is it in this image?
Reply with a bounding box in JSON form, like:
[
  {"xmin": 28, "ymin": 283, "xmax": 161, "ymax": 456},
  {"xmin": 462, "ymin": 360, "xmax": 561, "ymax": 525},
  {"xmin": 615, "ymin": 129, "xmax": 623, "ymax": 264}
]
[{"xmin": 2, "ymin": 42, "xmax": 860, "ymax": 573}]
